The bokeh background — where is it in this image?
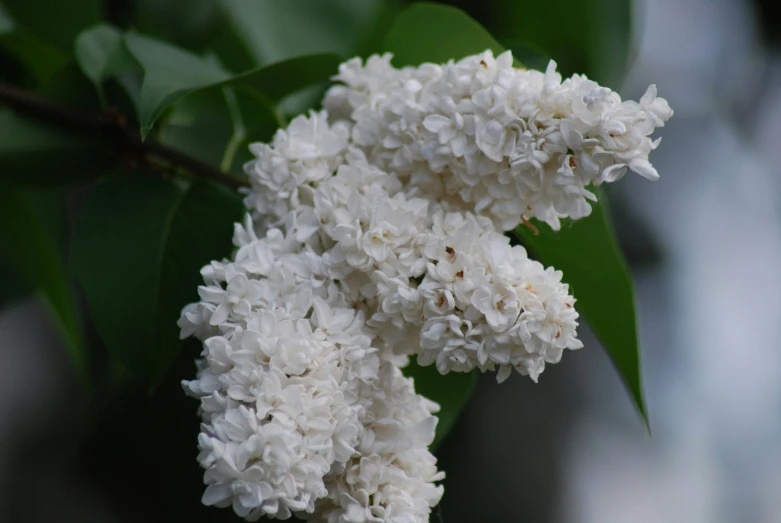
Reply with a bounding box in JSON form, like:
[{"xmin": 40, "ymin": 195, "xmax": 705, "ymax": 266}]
[{"xmin": 2, "ymin": 0, "xmax": 781, "ymax": 521}]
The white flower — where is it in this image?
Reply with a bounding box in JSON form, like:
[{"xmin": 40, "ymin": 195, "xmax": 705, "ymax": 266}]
[
  {"xmin": 180, "ymin": 49, "xmax": 671, "ymax": 522},
  {"xmin": 471, "ymin": 281, "xmax": 522, "ymax": 330},
  {"xmin": 272, "ymin": 110, "xmax": 350, "ymax": 162},
  {"xmin": 310, "ymin": 363, "xmax": 444, "ymax": 523},
  {"xmin": 244, "ymin": 110, "xmax": 350, "ymax": 222},
  {"xmin": 181, "ymin": 212, "xmax": 444, "ymax": 522},
  {"xmin": 419, "ymin": 314, "xmax": 481, "ymax": 374},
  {"xmin": 377, "ymin": 210, "xmax": 584, "ymax": 382},
  {"xmin": 186, "ymin": 262, "xmax": 268, "ymax": 335},
  {"xmin": 325, "ymin": 50, "xmax": 672, "ymax": 232},
  {"xmin": 183, "ymin": 295, "xmax": 381, "ymax": 520}
]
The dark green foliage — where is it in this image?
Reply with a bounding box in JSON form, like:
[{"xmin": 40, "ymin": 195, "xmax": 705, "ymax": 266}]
[
  {"xmin": 514, "ymin": 192, "xmax": 647, "ymax": 421},
  {"xmin": 221, "ymin": 0, "xmax": 388, "ymax": 65},
  {"xmin": 75, "ymin": 23, "xmax": 137, "ymax": 104},
  {"xmin": 0, "ymin": 4, "xmax": 68, "ymax": 81},
  {"xmin": 0, "ymin": 183, "xmax": 85, "ymax": 378},
  {"xmin": 486, "ymin": 0, "xmax": 633, "ymax": 86},
  {"xmin": 124, "ymin": 31, "xmax": 342, "ymax": 137},
  {"xmin": 1, "ymin": 0, "xmax": 101, "ymax": 52},
  {"xmin": 71, "ymin": 175, "xmax": 244, "ymax": 388},
  {"xmin": 0, "ymin": 246, "xmax": 29, "ymax": 312},
  {"xmin": 0, "ymin": 0, "xmax": 644, "ymax": 462},
  {"xmin": 384, "ymin": 2, "xmax": 504, "ymax": 65},
  {"xmin": 0, "ymin": 109, "xmax": 117, "ymax": 185}
]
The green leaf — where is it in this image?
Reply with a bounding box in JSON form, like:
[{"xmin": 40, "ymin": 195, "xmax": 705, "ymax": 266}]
[
  {"xmin": 384, "ymin": 4, "xmax": 646, "ymax": 423},
  {"xmin": 490, "ymin": 0, "xmax": 632, "ymax": 85},
  {"xmin": 0, "ymin": 43, "xmax": 30, "ymax": 86},
  {"xmin": 0, "ymin": 109, "xmax": 117, "ymax": 185},
  {"xmin": 124, "ymin": 32, "xmax": 230, "ymax": 137},
  {"xmin": 383, "ymin": 3, "xmax": 504, "ymax": 66},
  {"xmin": 403, "ymin": 362, "xmax": 478, "ymax": 447},
  {"xmin": 71, "ymin": 174, "xmax": 244, "ymax": 387},
  {"xmin": 124, "ymin": 32, "xmax": 341, "ymax": 137},
  {"xmin": 1, "ymin": 0, "xmax": 102, "ymax": 53},
  {"xmin": 352, "ymin": 0, "xmax": 402, "ymax": 59},
  {"xmin": 0, "ymin": 4, "xmax": 68, "ymax": 81},
  {"xmin": 502, "ymin": 40, "xmax": 551, "ymax": 72},
  {"xmin": 514, "ymin": 195, "xmax": 646, "ymax": 422},
  {"xmin": 156, "ymin": 55, "xmax": 278, "ymax": 175},
  {"xmin": 155, "ymin": 56, "xmax": 277, "ymax": 173},
  {"xmin": 75, "ymin": 24, "xmax": 137, "ymax": 104},
  {"xmin": 36, "ymin": 62, "xmax": 103, "ymax": 109},
  {"xmin": 220, "ymin": 0, "xmax": 386, "ymax": 65},
  {"xmin": 160, "ymin": 87, "xmax": 272, "ymax": 173},
  {"xmin": 227, "ymin": 53, "xmax": 342, "ymax": 106},
  {"xmin": 0, "ymin": 248, "xmax": 29, "ymax": 311},
  {"xmin": 0, "ymin": 182, "xmax": 85, "ymax": 378},
  {"xmin": 134, "ymin": 0, "xmax": 226, "ymax": 53},
  {"xmin": 220, "ymin": 86, "xmax": 246, "ymax": 172},
  {"xmin": 160, "ymin": 89, "xmax": 237, "ymax": 169}
]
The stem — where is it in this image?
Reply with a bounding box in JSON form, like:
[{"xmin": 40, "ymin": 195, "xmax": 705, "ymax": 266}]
[
  {"xmin": 220, "ymin": 87, "xmax": 247, "ymax": 173},
  {"xmin": 273, "ymin": 105, "xmax": 288, "ymax": 129},
  {"xmin": 0, "ymin": 82, "xmax": 250, "ymax": 190},
  {"xmin": 220, "ymin": 133, "xmax": 244, "ymax": 174}
]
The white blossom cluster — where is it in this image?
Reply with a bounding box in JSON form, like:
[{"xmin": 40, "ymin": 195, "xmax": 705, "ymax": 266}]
[
  {"xmin": 180, "ymin": 219, "xmax": 443, "ymax": 521},
  {"xmin": 325, "ymin": 50, "xmax": 672, "ymax": 230},
  {"xmin": 180, "ymin": 50, "xmax": 671, "ymax": 522}
]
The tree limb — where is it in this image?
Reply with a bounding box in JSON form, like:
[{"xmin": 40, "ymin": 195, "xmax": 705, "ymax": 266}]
[{"xmin": 0, "ymin": 82, "xmax": 250, "ymax": 190}]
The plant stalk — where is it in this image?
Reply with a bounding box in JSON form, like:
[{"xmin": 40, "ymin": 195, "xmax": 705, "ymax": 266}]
[{"xmin": 0, "ymin": 82, "xmax": 250, "ymax": 190}]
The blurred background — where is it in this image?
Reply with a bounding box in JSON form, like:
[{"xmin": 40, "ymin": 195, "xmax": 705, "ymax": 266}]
[{"xmin": 2, "ymin": 0, "xmax": 781, "ymax": 521}]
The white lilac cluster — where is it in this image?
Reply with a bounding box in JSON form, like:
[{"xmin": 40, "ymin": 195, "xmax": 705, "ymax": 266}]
[
  {"xmin": 180, "ymin": 50, "xmax": 671, "ymax": 522},
  {"xmin": 180, "ymin": 219, "xmax": 442, "ymax": 521},
  {"xmin": 325, "ymin": 51, "xmax": 673, "ymax": 231}
]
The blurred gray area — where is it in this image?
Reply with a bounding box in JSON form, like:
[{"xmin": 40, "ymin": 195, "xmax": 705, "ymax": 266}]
[
  {"xmin": 3, "ymin": 0, "xmax": 781, "ymax": 521},
  {"xmin": 0, "ymin": 300, "xmax": 115, "ymax": 522}
]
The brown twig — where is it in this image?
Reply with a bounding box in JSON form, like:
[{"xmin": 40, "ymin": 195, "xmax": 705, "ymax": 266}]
[
  {"xmin": 0, "ymin": 82, "xmax": 249, "ymax": 190},
  {"xmin": 520, "ymin": 215, "xmax": 539, "ymax": 236}
]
